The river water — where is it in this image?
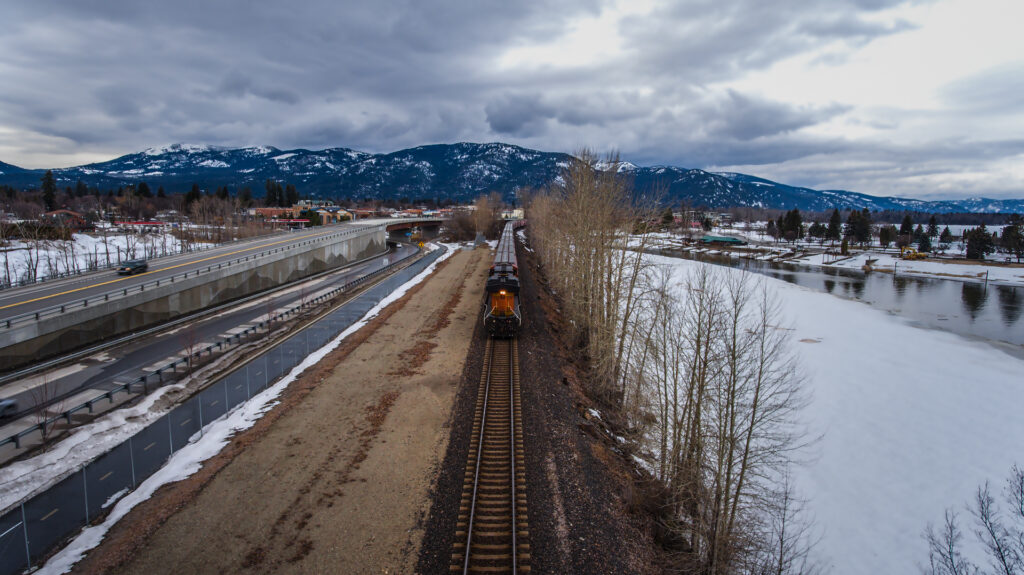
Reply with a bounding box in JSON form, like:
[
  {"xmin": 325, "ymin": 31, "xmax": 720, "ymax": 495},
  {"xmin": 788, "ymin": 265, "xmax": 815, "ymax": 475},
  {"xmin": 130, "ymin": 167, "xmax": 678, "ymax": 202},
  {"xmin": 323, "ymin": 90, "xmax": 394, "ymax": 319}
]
[{"xmin": 653, "ymin": 249, "xmax": 1024, "ymax": 348}]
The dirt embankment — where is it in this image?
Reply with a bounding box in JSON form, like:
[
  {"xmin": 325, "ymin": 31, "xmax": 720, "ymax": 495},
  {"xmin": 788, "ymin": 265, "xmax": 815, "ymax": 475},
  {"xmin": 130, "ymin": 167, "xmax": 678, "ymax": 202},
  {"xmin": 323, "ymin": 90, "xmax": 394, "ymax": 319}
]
[{"xmin": 72, "ymin": 246, "xmax": 491, "ymax": 575}]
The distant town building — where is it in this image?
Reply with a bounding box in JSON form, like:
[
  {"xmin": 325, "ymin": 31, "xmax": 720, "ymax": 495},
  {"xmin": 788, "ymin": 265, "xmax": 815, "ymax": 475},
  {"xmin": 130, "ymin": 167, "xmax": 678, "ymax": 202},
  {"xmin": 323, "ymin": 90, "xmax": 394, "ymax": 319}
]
[{"xmin": 41, "ymin": 209, "xmax": 89, "ymax": 230}]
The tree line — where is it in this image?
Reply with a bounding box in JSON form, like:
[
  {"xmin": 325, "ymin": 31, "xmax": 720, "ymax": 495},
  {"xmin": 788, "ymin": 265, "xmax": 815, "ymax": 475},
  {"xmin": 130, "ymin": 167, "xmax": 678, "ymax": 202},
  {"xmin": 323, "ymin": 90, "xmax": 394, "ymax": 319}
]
[
  {"xmin": 757, "ymin": 207, "xmax": 1023, "ymax": 261},
  {"xmin": 527, "ymin": 151, "xmax": 818, "ymax": 574}
]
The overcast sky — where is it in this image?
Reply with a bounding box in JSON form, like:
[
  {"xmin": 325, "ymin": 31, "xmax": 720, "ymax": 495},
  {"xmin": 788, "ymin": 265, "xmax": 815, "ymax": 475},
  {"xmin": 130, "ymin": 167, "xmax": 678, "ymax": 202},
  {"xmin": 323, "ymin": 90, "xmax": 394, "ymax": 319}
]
[{"xmin": 1, "ymin": 0, "xmax": 1022, "ymax": 200}]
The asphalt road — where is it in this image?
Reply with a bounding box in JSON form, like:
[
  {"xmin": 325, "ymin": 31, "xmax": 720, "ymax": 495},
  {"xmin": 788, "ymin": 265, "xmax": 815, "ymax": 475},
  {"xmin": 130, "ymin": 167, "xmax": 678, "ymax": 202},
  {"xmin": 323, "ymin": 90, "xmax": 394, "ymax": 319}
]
[
  {"xmin": 0, "ymin": 222, "xmax": 382, "ymax": 324},
  {"xmin": 0, "ymin": 242, "xmax": 417, "ymax": 433}
]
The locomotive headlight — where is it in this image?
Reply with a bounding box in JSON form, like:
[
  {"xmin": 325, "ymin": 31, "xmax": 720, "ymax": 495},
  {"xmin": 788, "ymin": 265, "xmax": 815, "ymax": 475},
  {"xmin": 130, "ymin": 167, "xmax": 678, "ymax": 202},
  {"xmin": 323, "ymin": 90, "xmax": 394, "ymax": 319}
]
[{"xmin": 499, "ymin": 290, "xmax": 507, "ymax": 295}]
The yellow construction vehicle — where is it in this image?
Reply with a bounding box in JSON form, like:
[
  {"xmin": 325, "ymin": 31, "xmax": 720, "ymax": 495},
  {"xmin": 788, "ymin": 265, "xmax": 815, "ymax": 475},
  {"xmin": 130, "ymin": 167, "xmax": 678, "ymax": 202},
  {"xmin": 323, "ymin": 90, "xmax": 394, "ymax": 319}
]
[{"xmin": 900, "ymin": 246, "xmax": 928, "ymax": 260}]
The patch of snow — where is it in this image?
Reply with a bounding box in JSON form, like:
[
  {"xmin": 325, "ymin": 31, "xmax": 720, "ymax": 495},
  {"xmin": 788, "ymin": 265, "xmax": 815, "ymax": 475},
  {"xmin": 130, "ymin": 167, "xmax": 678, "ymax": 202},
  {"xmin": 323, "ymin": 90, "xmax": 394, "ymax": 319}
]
[{"xmin": 197, "ymin": 159, "xmax": 229, "ymax": 168}]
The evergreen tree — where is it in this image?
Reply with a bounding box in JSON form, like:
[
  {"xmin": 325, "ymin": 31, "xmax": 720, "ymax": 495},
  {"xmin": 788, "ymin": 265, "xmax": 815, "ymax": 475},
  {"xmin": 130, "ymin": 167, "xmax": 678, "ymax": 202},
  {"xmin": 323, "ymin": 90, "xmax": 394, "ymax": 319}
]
[
  {"xmin": 285, "ymin": 183, "xmax": 298, "ymax": 206},
  {"xmin": 918, "ymin": 233, "xmax": 932, "ymax": 253},
  {"xmin": 927, "ymin": 215, "xmax": 939, "ymax": 238},
  {"xmin": 782, "ymin": 208, "xmax": 803, "ymax": 240},
  {"xmin": 157, "ymin": 186, "xmax": 166, "ymax": 199},
  {"xmin": 856, "ymin": 208, "xmax": 873, "ymax": 245},
  {"xmin": 878, "ymin": 225, "xmax": 897, "ymax": 248},
  {"xmin": 899, "ymin": 214, "xmax": 914, "ymax": 236},
  {"xmin": 265, "ymin": 179, "xmax": 280, "ymax": 207},
  {"xmin": 239, "ymin": 187, "xmax": 253, "ymax": 206},
  {"xmin": 845, "ymin": 209, "xmax": 872, "ymax": 245},
  {"xmin": 808, "ymin": 221, "xmax": 825, "ymax": 239},
  {"xmin": 41, "ymin": 170, "xmax": 57, "ymax": 211},
  {"xmin": 216, "ymin": 186, "xmax": 229, "ymax": 200},
  {"xmin": 913, "ymin": 224, "xmax": 925, "ymax": 244},
  {"xmin": 185, "ymin": 183, "xmax": 202, "ymax": 206},
  {"xmin": 939, "ymin": 225, "xmax": 953, "ymax": 245},
  {"xmin": 965, "ymin": 224, "xmax": 994, "ymax": 260},
  {"xmin": 843, "ymin": 210, "xmax": 857, "ymax": 239},
  {"xmin": 302, "ymin": 210, "xmax": 322, "ymax": 226},
  {"xmin": 826, "ymin": 208, "xmax": 842, "ymax": 243},
  {"xmin": 74, "ymin": 179, "xmax": 88, "ymax": 198},
  {"xmin": 137, "ymin": 181, "xmax": 152, "ymax": 198},
  {"xmin": 1001, "ymin": 214, "xmax": 1023, "ymax": 262},
  {"xmin": 765, "ymin": 219, "xmax": 778, "ymax": 240},
  {"xmin": 660, "ymin": 207, "xmax": 674, "ymax": 227}
]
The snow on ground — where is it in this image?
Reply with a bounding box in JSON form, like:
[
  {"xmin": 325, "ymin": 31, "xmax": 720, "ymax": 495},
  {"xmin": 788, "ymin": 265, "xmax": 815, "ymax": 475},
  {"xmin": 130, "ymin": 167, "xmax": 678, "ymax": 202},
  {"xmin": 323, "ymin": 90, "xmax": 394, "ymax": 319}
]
[
  {"xmin": 5, "ymin": 244, "xmax": 457, "ymax": 574},
  {"xmin": 792, "ymin": 251, "xmax": 1024, "ymax": 286},
  {"xmin": 515, "ymin": 229, "xmax": 534, "ymax": 252},
  {"xmin": 0, "ymin": 230, "xmax": 192, "ymax": 285},
  {"xmin": 648, "ymin": 253, "xmax": 1024, "ymax": 574},
  {"xmin": 643, "ymin": 228, "xmax": 1024, "ymax": 288}
]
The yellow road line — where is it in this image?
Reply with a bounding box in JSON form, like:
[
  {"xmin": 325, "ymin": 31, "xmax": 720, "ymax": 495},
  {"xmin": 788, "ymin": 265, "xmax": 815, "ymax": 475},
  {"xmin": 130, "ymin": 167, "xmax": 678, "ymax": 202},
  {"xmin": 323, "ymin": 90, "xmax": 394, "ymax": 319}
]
[{"xmin": 0, "ymin": 230, "xmax": 338, "ymax": 312}]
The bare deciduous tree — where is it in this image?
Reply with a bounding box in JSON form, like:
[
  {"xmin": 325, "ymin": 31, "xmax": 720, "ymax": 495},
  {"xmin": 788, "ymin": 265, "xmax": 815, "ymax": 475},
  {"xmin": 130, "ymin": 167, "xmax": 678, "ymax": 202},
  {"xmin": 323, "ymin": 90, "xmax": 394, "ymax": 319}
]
[
  {"xmin": 925, "ymin": 466, "xmax": 1024, "ymax": 575},
  {"xmin": 527, "ymin": 147, "xmax": 815, "ymax": 573}
]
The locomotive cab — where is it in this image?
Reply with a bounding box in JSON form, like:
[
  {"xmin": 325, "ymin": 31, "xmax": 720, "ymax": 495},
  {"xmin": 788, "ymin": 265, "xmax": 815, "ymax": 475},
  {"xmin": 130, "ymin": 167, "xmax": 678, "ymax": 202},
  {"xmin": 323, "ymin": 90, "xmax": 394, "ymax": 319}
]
[{"xmin": 484, "ymin": 223, "xmax": 523, "ymax": 338}]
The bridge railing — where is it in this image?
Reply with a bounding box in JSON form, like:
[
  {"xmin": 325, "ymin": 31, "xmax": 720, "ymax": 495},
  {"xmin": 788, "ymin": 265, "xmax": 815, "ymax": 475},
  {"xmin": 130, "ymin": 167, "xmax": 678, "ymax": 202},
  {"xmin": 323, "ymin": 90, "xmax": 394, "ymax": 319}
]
[{"xmin": 0, "ymin": 225, "xmax": 385, "ymax": 332}]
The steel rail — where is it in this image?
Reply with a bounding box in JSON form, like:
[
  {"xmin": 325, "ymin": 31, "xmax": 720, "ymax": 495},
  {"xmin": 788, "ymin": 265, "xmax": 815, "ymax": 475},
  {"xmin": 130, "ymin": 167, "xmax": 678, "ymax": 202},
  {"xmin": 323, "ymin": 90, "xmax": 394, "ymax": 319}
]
[{"xmin": 462, "ymin": 338, "xmax": 494, "ymax": 574}]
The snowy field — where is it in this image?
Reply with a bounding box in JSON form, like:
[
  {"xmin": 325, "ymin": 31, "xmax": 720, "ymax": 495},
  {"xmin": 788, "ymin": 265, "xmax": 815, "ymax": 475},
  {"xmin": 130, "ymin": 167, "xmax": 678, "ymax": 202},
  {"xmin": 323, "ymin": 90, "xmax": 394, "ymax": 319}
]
[
  {"xmin": 0, "ymin": 229, "xmax": 193, "ymax": 285},
  {"xmin": 647, "ymin": 254, "xmax": 1024, "ymax": 574}
]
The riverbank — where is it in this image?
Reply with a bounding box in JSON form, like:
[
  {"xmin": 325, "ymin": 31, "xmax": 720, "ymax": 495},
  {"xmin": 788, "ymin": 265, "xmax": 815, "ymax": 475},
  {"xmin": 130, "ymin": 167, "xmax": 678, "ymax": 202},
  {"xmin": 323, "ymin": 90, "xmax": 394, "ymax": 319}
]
[
  {"xmin": 643, "ymin": 253, "xmax": 1024, "ymax": 575},
  {"xmin": 640, "ymin": 231, "xmax": 1024, "ymax": 288}
]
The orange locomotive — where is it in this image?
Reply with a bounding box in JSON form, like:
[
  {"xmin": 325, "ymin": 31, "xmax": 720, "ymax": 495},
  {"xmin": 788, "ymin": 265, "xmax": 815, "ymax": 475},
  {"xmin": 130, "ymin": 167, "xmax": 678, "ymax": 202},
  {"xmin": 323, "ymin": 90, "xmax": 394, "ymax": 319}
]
[{"xmin": 484, "ymin": 221, "xmax": 523, "ymax": 338}]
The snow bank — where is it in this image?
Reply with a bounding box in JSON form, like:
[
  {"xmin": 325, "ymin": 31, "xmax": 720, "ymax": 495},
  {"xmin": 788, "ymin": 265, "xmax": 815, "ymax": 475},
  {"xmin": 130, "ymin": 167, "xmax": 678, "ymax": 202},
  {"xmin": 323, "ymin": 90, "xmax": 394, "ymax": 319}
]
[{"xmin": 648, "ymin": 254, "xmax": 1024, "ymax": 574}]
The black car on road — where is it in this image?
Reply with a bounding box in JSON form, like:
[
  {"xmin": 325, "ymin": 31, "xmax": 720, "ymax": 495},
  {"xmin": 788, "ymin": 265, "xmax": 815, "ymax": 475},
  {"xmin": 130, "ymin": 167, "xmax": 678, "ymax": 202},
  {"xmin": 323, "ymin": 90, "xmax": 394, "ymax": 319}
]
[
  {"xmin": 118, "ymin": 259, "xmax": 148, "ymax": 275},
  {"xmin": 0, "ymin": 398, "xmax": 17, "ymax": 420}
]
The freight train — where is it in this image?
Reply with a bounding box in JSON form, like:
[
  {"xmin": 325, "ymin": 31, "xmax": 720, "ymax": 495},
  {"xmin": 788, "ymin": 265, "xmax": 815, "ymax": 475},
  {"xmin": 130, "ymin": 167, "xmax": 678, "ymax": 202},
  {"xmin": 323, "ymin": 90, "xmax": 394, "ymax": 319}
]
[{"xmin": 484, "ymin": 221, "xmax": 523, "ymax": 338}]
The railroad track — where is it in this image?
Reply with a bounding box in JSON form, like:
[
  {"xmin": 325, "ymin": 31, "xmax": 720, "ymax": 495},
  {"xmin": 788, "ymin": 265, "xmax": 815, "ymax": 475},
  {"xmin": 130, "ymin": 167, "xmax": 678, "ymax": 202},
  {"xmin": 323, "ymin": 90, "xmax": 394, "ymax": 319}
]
[{"xmin": 451, "ymin": 338, "xmax": 530, "ymax": 573}]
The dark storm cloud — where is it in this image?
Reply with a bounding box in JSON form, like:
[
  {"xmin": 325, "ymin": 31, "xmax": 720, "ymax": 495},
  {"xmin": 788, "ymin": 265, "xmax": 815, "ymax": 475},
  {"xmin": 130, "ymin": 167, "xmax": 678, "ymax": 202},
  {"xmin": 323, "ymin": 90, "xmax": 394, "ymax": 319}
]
[
  {"xmin": 704, "ymin": 92, "xmax": 850, "ymax": 141},
  {"xmin": 485, "ymin": 94, "xmax": 555, "ymax": 137}
]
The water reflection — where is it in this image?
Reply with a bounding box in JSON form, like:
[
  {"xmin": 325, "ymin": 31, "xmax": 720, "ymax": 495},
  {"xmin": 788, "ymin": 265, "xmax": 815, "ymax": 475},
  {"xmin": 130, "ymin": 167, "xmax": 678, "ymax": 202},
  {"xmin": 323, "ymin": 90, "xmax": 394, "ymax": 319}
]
[
  {"xmin": 961, "ymin": 283, "xmax": 988, "ymax": 320},
  {"xmin": 997, "ymin": 286, "xmax": 1022, "ymax": 326},
  {"xmin": 850, "ymin": 279, "xmax": 865, "ymax": 299},
  {"xmin": 660, "ymin": 249, "xmax": 1023, "ymax": 346},
  {"xmin": 893, "ymin": 276, "xmax": 909, "ymax": 300}
]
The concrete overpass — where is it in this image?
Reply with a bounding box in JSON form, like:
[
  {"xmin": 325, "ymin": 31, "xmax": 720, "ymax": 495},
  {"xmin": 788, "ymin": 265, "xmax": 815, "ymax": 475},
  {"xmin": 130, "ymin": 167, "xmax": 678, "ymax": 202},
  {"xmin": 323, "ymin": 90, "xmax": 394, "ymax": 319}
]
[{"xmin": 0, "ymin": 217, "xmax": 444, "ymax": 372}]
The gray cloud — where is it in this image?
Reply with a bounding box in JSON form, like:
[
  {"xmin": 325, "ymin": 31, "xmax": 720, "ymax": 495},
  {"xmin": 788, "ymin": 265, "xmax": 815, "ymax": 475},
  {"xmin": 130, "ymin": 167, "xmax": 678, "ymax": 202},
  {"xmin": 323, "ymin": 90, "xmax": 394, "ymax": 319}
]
[
  {"xmin": 0, "ymin": 0, "xmax": 1021, "ymax": 199},
  {"xmin": 485, "ymin": 94, "xmax": 555, "ymax": 137},
  {"xmin": 704, "ymin": 92, "xmax": 850, "ymax": 141},
  {"xmin": 940, "ymin": 63, "xmax": 1024, "ymax": 114}
]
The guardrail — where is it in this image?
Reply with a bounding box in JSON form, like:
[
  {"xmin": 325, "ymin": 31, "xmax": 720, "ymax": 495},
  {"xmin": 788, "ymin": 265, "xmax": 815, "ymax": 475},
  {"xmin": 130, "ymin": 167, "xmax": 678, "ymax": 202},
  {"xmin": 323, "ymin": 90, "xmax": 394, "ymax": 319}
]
[
  {"xmin": 0, "ymin": 230, "xmax": 246, "ymax": 292},
  {"xmin": 0, "ymin": 224, "xmax": 385, "ymax": 331},
  {"xmin": 0, "ymin": 243, "xmax": 421, "ymax": 451}
]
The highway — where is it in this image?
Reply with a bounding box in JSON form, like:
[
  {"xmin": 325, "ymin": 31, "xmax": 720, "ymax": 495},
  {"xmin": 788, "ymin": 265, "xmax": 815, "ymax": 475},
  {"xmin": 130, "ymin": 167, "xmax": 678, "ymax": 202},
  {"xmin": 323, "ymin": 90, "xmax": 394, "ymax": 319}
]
[
  {"xmin": 0, "ymin": 242, "xmax": 419, "ymax": 448},
  {"xmin": 0, "ymin": 222, "xmax": 382, "ymax": 323}
]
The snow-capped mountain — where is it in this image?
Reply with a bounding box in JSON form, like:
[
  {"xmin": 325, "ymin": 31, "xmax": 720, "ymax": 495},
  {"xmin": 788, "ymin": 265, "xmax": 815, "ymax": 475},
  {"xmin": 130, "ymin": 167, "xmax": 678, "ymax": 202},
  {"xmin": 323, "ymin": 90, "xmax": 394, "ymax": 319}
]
[{"xmin": 1, "ymin": 143, "xmax": 1022, "ymax": 213}]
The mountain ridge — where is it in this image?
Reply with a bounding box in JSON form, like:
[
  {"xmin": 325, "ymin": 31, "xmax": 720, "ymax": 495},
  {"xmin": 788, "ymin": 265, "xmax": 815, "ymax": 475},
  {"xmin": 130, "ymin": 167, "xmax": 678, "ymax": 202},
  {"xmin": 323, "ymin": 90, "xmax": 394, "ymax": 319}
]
[{"xmin": 1, "ymin": 142, "xmax": 1022, "ymax": 214}]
